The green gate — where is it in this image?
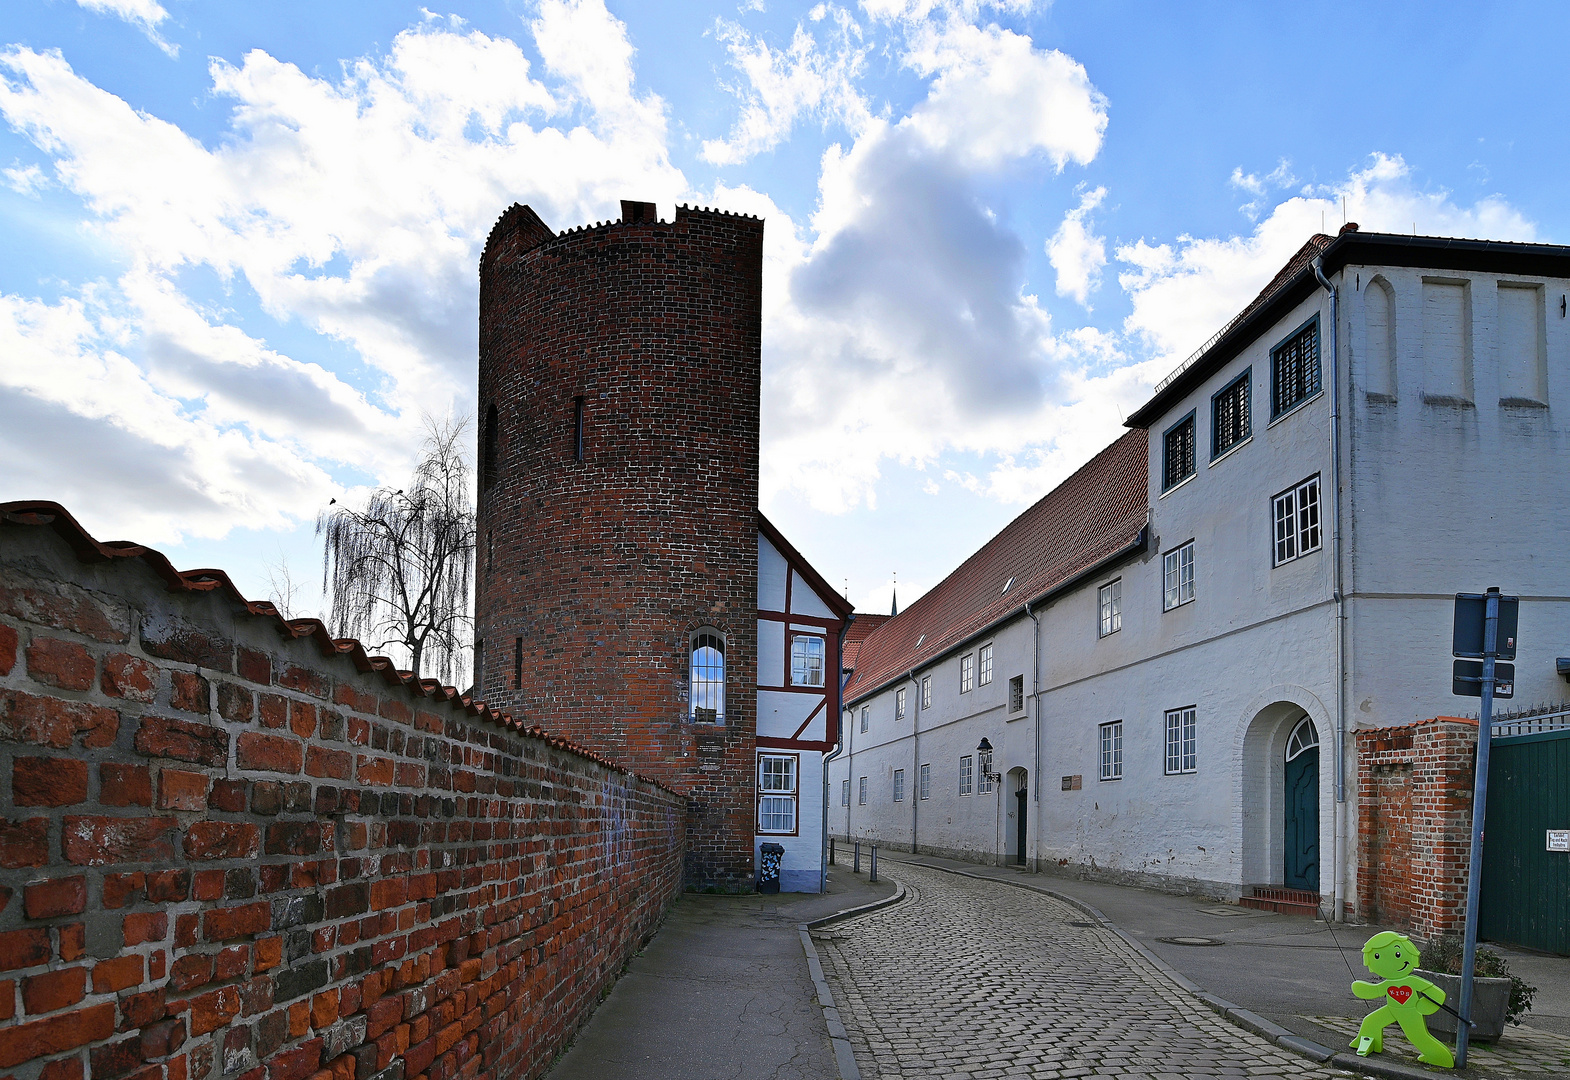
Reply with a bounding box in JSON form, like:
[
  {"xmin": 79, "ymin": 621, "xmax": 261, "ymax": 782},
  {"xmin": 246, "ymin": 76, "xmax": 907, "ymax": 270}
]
[{"xmin": 1479, "ymin": 725, "xmax": 1570, "ymax": 955}]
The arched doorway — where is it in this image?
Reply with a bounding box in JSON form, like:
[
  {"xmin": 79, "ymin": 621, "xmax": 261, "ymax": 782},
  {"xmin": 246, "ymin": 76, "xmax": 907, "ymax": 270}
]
[
  {"xmin": 1007, "ymin": 767, "xmax": 1028, "ymax": 866},
  {"xmin": 1240, "ymin": 693, "xmax": 1329, "ymax": 891},
  {"xmin": 1283, "ymin": 718, "xmax": 1320, "ymax": 890}
]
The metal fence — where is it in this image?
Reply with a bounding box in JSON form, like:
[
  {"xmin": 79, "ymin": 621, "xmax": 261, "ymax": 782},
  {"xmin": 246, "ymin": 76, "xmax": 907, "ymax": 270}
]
[{"xmin": 1487, "ymin": 701, "xmax": 1570, "ymax": 739}]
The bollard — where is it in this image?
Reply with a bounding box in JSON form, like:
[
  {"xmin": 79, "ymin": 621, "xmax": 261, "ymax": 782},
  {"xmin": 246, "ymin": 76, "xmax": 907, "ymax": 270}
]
[
  {"xmin": 853, "ymin": 840, "xmax": 861, "ymax": 873},
  {"xmin": 870, "ymin": 844, "xmax": 878, "ymax": 884},
  {"xmin": 829, "ymin": 837, "xmax": 835, "ymax": 866}
]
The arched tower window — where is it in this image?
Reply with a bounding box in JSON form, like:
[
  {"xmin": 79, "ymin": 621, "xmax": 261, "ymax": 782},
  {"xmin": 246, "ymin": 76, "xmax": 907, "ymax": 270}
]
[
  {"xmin": 690, "ymin": 629, "xmax": 725, "ymax": 723},
  {"xmin": 482, "ymin": 402, "xmax": 499, "ymax": 492}
]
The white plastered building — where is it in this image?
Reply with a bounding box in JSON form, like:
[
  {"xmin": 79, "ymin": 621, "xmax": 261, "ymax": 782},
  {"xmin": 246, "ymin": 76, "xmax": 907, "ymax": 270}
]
[{"xmin": 828, "ymin": 227, "xmax": 1570, "ymax": 918}]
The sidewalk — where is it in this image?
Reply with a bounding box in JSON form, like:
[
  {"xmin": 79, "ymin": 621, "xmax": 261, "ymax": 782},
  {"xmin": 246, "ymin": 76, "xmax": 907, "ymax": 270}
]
[
  {"xmin": 545, "ymin": 870, "xmax": 896, "ymax": 1080},
  {"xmin": 884, "ymin": 848, "xmax": 1570, "ymax": 1078}
]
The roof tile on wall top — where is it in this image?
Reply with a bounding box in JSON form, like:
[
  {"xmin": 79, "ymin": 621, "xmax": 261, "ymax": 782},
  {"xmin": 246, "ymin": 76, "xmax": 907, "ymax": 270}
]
[
  {"xmin": 845, "ymin": 429, "xmax": 1149, "ymax": 702},
  {"xmin": 0, "ymin": 501, "xmax": 677, "ymax": 792}
]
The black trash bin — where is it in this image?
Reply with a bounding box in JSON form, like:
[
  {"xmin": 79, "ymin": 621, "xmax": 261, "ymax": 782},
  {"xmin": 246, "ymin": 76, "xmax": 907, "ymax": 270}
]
[{"xmin": 757, "ymin": 843, "xmax": 784, "ymax": 894}]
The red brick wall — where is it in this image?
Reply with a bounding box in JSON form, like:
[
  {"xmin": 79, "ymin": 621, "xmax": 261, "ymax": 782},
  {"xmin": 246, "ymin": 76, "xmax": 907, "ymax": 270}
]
[
  {"xmin": 0, "ymin": 515, "xmax": 684, "ymax": 1080},
  {"xmin": 1357, "ymin": 718, "xmax": 1477, "ymax": 939},
  {"xmin": 475, "ymin": 202, "xmax": 763, "ymax": 889}
]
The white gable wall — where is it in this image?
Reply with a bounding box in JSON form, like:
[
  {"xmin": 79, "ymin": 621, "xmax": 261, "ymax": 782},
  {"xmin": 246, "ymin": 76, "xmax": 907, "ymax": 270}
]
[{"xmin": 831, "ymin": 254, "xmax": 1570, "ymax": 908}]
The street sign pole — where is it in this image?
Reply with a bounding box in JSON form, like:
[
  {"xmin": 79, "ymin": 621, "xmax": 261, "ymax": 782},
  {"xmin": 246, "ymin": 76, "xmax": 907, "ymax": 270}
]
[{"xmin": 1455, "ymin": 587, "xmax": 1500, "ymax": 1068}]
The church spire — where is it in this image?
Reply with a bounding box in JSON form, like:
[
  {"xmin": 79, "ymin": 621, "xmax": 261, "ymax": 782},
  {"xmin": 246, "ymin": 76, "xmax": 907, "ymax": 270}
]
[{"xmin": 890, "ymin": 572, "xmax": 898, "ymax": 616}]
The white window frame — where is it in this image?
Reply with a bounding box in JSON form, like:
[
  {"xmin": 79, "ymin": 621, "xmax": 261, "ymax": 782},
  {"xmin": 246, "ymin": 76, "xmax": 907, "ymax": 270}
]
[
  {"xmin": 1163, "ymin": 541, "xmax": 1195, "ymax": 611},
  {"xmin": 919, "ymin": 763, "xmax": 931, "ymax": 800},
  {"xmin": 895, "ymin": 687, "xmax": 907, "ymax": 720},
  {"xmin": 960, "ymin": 654, "xmax": 974, "ymax": 694},
  {"xmin": 893, "ymin": 768, "xmax": 905, "ymax": 802},
  {"xmin": 1272, "ymin": 476, "xmax": 1322, "ymax": 567},
  {"xmin": 1099, "ymin": 721, "xmax": 1123, "ymax": 781},
  {"xmin": 790, "ymin": 634, "xmax": 826, "ymax": 687},
  {"xmin": 860, "ymin": 706, "xmax": 869, "ymax": 734},
  {"xmin": 1098, "ymin": 579, "xmax": 1122, "ymax": 637},
  {"xmin": 1164, "ymin": 707, "xmax": 1197, "ymax": 776},
  {"xmin": 1008, "ymin": 675, "xmax": 1025, "ymax": 715},
  {"xmin": 841, "ymin": 779, "xmax": 850, "ymax": 806},
  {"xmin": 920, "ymin": 675, "xmax": 932, "ymax": 709},
  {"xmin": 958, "ymin": 755, "xmax": 974, "ymax": 796},
  {"xmin": 978, "ymin": 643, "xmax": 993, "ymax": 686},
  {"xmin": 858, "ymin": 776, "xmax": 868, "ymax": 805},
  {"xmin": 757, "ymin": 754, "xmax": 799, "ymax": 834}
]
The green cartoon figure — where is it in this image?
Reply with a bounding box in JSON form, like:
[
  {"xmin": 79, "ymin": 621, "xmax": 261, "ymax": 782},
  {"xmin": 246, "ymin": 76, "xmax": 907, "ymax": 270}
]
[{"xmin": 1351, "ymin": 931, "xmax": 1454, "ymax": 1069}]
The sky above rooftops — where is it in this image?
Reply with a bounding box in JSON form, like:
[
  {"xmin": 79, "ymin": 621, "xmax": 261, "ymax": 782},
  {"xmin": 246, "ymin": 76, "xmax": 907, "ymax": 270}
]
[{"xmin": 0, "ymin": 0, "xmax": 1563, "ymax": 623}]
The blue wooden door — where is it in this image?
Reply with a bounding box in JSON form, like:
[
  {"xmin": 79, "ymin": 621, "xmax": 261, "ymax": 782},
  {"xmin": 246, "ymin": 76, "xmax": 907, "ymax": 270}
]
[{"xmin": 1284, "ymin": 745, "xmax": 1319, "ymax": 890}]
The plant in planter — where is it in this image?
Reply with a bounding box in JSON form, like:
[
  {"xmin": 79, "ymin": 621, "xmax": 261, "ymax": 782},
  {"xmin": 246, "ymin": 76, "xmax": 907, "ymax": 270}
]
[{"xmin": 1418, "ymin": 934, "xmax": 1537, "ymax": 1041}]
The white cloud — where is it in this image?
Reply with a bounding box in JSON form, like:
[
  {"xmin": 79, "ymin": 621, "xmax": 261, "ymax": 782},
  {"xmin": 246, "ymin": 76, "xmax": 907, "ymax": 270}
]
[
  {"xmin": 0, "ymin": 9, "xmax": 687, "ymax": 541},
  {"xmin": 900, "ymin": 19, "xmax": 1106, "ymax": 169},
  {"xmin": 703, "ymin": 6, "xmax": 1122, "ymax": 515},
  {"xmin": 3, "ymin": 162, "xmax": 46, "ymax": 195},
  {"xmin": 1119, "ymin": 153, "xmax": 1539, "ymax": 367},
  {"xmin": 73, "ymin": 0, "xmax": 178, "ymax": 57},
  {"xmin": 1229, "ymin": 158, "xmax": 1295, "ymax": 219},
  {"xmin": 701, "ymin": 8, "xmax": 870, "ymax": 166},
  {"xmin": 1046, "ymin": 185, "xmax": 1107, "ymax": 307},
  {"xmin": 0, "ymin": 292, "xmax": 337, "ymax": 544}
]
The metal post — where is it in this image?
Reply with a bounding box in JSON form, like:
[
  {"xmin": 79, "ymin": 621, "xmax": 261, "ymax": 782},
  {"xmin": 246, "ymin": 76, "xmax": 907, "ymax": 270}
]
[
  {"xmin": 870, "ymin": 844, "xmax": 878, "ymax": 884},
  {"xmin": 853, "ymin": 840, "xmax": 861, "ymax": 874},
  {"xmin": 1456, "ymin": 587, "xmax": 1500, "ymax": 1069},
  {"xmin": 829, "ymin": 837, "xmax": 835, "ymax": 866}
]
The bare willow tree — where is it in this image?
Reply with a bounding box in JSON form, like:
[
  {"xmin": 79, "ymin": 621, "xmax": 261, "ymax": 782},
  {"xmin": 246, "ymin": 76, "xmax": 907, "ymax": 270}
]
[{"xmin": 317, "ymin": 415, "xmax": 476, "ymax": 685}]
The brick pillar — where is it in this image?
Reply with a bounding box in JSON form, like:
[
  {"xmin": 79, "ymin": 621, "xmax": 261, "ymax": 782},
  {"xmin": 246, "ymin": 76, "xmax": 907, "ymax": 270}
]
[{"xmin": 1357, "ymin": 717, "xmax": 1478, "ymax": 939}]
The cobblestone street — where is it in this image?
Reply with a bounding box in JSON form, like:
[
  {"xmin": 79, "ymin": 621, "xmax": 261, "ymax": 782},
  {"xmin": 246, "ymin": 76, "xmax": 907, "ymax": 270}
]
[{"xmin": 816, "ymin": 864, "xmax": 1355, "ymax": 1079}]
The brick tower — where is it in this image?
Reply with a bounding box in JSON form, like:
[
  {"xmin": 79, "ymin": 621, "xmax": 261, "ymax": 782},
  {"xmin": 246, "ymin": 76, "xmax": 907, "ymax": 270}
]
[{"xmin": 475, "ymin": 199, "xmax": 763, "ymax": 888}]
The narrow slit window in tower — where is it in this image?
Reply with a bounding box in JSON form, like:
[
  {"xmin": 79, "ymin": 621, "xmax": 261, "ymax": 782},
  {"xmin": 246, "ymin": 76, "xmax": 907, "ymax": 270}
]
[
  {"xmin": 482, "ymin": 403, "xmax": 499, "ymax": 491},
  {"xmin": 573, "ymin": 396, "xmax": 585, "ymax": 461}
]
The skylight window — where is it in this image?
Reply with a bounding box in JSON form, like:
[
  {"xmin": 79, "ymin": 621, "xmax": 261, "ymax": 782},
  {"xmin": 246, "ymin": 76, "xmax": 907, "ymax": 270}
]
[
  {"xmin": 916, "ymin": 634, "xmax": 925, "ymax": 647},
  {"xmin": 1001, "ymin": 576, "xmax": 1014, "ymax": 595}
]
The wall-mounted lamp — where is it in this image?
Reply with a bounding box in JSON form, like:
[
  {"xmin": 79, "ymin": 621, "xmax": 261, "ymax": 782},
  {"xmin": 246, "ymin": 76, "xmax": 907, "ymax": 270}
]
[
  {"xmin": 1561, "ymin": 294, "xmax": 1566, "ymax": 318},
  {"xmin": 977, "ymin": 737, "xmax": 1001, "ymax": 782}
]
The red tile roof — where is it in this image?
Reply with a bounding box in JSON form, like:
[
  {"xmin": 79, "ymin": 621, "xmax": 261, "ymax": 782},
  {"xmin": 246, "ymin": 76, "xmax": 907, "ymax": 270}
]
[
  {"xmin": 844, "ymin": 430, "xmax": 1149, "ymax": 702},
  {"xmin": 0, "ymin": 501, "xmax": 678, "ymax": 793},
  {"xmin": 841, "ymin": 614, "xmax": 890, "ymax": 672}
]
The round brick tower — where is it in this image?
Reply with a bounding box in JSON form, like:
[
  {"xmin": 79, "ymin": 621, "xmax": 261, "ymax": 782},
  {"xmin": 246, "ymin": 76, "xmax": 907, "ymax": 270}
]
[{"xmin": 475, "ymin": 199, "xmax": 763, "ymax": 888}]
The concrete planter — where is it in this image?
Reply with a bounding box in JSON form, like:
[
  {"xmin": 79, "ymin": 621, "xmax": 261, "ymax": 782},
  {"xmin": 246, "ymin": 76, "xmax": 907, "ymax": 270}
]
[{"xmin": 1415, "ymin": 970, "xmax": 1512, "ymax": 1043}]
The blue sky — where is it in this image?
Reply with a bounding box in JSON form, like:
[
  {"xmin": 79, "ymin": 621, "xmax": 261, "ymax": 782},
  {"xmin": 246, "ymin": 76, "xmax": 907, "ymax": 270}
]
[{"xmin": 1, "ymin": 0, "xmax": 1563, "ymax": 638}]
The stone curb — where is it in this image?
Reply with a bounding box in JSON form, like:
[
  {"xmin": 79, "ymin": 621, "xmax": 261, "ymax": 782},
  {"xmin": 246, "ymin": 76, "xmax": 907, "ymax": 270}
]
[
  {"xmin": 906, "ymin": 861, "xmax": 1456, "ymax": 1080},
  {"xmin": 805, "ymin": 879, "xmax": 908, "ymax": 929},
  {"xmin": 796, "ymin": 879, "xmax": 909, "ymax": 1080}
]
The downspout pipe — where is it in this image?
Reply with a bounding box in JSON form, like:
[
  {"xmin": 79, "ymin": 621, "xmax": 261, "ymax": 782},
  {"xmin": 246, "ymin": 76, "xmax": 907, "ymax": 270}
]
[
  {"xmin": 1024, "ymin": 600, "xmax": 1041, "ymax": 872},
  {"xmin": 824, "ymin": 616, "xmax": 854, "ymax": 892},
  {"xmin": 1313, "ymin": 255, "xmax": 1348, "ymax": 922},
  {"xmin": 907, "ymin": 668, "xmax": 920, "ymax": 854}
]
